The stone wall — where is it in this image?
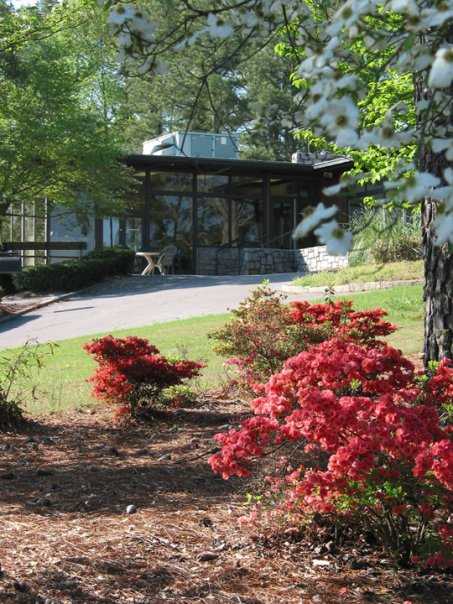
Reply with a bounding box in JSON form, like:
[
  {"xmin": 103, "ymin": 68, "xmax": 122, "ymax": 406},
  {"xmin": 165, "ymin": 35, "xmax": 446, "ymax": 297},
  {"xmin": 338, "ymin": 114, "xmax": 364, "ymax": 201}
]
[
  {"xmin": 297, "ymin": 245, "xmax": 348, "ymax": 274},
  {"xmin": 196, "ymin": 245, "xmax": 348, "ymax": 275}
]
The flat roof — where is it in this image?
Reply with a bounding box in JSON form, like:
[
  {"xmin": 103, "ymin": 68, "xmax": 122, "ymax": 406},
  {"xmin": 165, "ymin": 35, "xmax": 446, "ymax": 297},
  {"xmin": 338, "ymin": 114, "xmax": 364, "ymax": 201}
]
[{"xmin": 123, "ymin": 154, "xmax": 353, "ymax": 177}]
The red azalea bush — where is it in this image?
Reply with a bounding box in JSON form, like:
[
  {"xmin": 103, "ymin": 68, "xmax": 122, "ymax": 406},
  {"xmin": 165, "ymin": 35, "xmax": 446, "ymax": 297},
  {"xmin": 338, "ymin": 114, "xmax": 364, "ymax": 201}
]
[
  {"xmin": 209, "ymin": 284, "xmax": 396, "ymax": 391},
  {"xmin": 84, "ymin": 335, "xmax": 203, "ymax": 417},
  {"xmin": 210, "ymin": 338, "xmax": 453, "ymax": 567}
]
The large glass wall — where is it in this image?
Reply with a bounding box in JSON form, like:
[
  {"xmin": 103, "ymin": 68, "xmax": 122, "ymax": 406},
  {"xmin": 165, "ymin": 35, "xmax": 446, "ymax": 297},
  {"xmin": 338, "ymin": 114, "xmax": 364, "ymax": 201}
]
[
  {"xmin": 149, "ymin": 194, "xmax": 193, "ymax": 271},
  {"xmin": 197, "ymin": 197, "xmax": 229, "ymax": 246},
  {"xmin": 196, "ymin": 175, "xmax": 264, "ymax": 250},
  {"xmin": 270, "ymin": 178, "xmax": 310, "ymax": 248},
  {"xmin": 1, "ymin": 201, "xmax": 47, "ymax": 265},
  {"xmin": 113, "ymin": 165, "xmax": 317, "ymax": 273},
  {"xmin": 231, "ymin": 199, "xmax": 263, "ymax": 245}
]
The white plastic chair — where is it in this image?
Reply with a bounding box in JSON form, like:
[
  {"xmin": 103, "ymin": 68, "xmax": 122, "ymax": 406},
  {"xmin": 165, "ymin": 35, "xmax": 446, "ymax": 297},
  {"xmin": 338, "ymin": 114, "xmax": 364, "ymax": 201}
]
[{"xmin": 156, "ymin": 245, "xmax": 178, "ymax": 275}]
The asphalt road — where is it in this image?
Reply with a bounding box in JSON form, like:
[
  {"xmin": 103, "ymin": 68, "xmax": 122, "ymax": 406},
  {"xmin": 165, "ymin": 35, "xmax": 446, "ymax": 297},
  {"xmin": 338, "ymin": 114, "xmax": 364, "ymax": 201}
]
[{"xmin": 0, "ymin": 273, "xmax": 315, "ymax": 349}]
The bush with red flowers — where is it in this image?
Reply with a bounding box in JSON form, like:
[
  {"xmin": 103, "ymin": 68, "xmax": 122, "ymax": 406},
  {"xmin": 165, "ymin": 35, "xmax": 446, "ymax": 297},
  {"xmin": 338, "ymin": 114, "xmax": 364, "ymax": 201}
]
[
  {"xmin": 210, "ymin": 338, "xmax": 453, "ymax": 567},
  {"xmin": 84, "ymin": 335, "xmax": 203, "ymax": 417},
  {"xmin": 209, "ymin": 284, "xmax": 396, "ymax": 391}
]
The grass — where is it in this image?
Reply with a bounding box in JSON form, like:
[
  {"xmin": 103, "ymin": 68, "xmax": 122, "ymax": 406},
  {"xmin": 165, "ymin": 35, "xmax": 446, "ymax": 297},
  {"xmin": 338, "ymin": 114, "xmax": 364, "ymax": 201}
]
[
  {"xmin": 292, "ymin": 260, "xmax": 423, "ymax": 288},
  {"xmin": 11, "ymin": 284, "xmax": 423, "ymax": 415},
  {"xmin": 336, "ymin": 284, "xmax": 424, "ymax": 357},
  {"xmin": 21, "ymin": 313, "xmax": 230, "ymax": 415}
]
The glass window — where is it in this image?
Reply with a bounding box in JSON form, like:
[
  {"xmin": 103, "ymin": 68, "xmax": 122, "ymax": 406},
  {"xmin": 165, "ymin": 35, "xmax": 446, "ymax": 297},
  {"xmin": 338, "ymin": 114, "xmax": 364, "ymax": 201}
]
[
  {"xmin": 197, "ymin": 198, "xmax": 229, "ymax": 246},
  {"xmin": 149, "ymin": 194, "xmax": 193, "ymax": 271},
  {"xmin": 103, "ymin": 217, "xmax": 120, "ymax": 247},
  {"xmin": 125, "ymin": 217, "xmax": 142, "ymax": 251},
  {"xmin": 269, "ymin": 178, "xmax": 299, "ymax": 198},
  {"xmin": 1, "ymin": 217, "xmax": 11, "ymax": 243},
  {"xmin": 197, "ymin": 174, "xmax": 229, "ymax": 194},
  {"xmin": 272, "ymin": 200, "xmax": 294, "ymax": 248},
  {"xmin": 150, "ymin": 172, "xmax": 193, "ymax": 192},
  {"xmin": 232, "ymin": 199, "xmax": 263, "ymax": 246},
  {"xmin": 230, "ymin": 176, "xmax": 263, "ymax": 198}
]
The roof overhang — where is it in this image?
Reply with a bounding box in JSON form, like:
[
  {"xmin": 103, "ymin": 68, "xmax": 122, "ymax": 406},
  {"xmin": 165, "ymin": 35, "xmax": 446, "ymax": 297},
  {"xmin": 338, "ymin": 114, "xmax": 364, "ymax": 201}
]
[{"xmin": 122, "ymin": 154, "xmax": 353, "ymax": 178}]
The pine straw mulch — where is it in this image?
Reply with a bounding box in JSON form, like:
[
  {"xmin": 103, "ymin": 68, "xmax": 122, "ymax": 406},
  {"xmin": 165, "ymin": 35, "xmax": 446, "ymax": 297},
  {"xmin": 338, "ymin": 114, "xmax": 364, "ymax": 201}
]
[{"xmin": 0, "ymin": 397, "xmax": 451, "ymax": 604}]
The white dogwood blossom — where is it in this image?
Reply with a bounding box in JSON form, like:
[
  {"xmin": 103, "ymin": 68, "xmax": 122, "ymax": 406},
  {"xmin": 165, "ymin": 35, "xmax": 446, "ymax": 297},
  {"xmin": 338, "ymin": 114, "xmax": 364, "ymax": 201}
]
[
  {"xmin": 293, "ymin": 203, "xmax": 338, "ymax": 239},
  {"xmin": 205, "ymin": 13, "xmax": 233, "ymax": 39},
  {"xmin": 429, "ymin": 47, "xmax": 453, "ymax": 89},
  {"xmin": 105, "ymin": 0, "xmax": 453, "ymax": 248},
  {"xmin": 314, "ymin": 219, "xmax": 353, "ymax": 256}
]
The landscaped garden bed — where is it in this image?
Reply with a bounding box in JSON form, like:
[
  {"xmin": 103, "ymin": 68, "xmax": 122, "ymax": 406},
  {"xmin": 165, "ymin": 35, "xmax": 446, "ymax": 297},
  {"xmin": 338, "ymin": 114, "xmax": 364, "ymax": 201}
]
[
  {"xmin": 1, "ymin": 283, "xmax": 451, "ymax": 603},
  {"xmin": 1, "ymin": 404, "xmax": 452, "ymax": 604},
  {"xmin": 292, "ymin": 260, "xmax": 423, "ymax": 289}
]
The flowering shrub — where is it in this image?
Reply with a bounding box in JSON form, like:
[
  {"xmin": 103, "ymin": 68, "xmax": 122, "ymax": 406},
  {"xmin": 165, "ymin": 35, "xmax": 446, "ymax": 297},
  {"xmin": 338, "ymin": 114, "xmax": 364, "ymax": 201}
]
[
  {"xmin": 0, "ymin": 341, "xmax": 54, "ymax": 431},
  {"xmin": 84, "ymin": 335, "xmax": 203, "ymax": 417},
  {"xmin": 209, "ymin": 285, "xmax": 396, "ymax": 391},
  {"xmin": 210, "ymin": 338, "xmax": 453, "ymax": 566}
]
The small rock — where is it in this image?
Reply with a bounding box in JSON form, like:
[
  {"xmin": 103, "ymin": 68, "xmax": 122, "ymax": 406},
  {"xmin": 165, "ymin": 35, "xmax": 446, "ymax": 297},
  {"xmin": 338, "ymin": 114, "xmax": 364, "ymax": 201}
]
[
  {"xmin": 312, "ymin": 559, "xmax": 331, "ymax": 568},
  {"xmin": 325, "ymin": 540, "xmax": 335, "ymax": 553},
  {"xmin": 198, "ymin": 551, "xmax": 219, "ymax": 562},
  {"xmin": 0, "ymin": 443, "xmax": 11, "ymax": 451},
  {"xmin": 314, "ymin": 544, "xmax": 325, "ymax": 555},
  {"xmin": 126, "ymin": 504, "xmax": 137, "ymax": 515},
  {"xmin": 200, "ymin": 516, "xmax": 213, "ymax": 528},
  {"xmin": 157, "ymin": 453, "xmax": 171, "ymax": 461}
]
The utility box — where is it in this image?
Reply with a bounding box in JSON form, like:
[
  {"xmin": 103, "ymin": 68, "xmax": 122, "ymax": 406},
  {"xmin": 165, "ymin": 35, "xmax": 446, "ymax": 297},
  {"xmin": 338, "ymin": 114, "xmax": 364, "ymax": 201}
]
[{"xmin": 143, "ymin": 131, "xmax": 239, "ymax": 159}]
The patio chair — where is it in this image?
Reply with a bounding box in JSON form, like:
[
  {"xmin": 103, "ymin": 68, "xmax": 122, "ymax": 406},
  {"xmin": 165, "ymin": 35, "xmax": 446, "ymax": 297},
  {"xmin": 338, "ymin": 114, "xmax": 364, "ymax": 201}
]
[{"xmin": 156, "ymin": 245, "xmax": 178, "ymax": 275}]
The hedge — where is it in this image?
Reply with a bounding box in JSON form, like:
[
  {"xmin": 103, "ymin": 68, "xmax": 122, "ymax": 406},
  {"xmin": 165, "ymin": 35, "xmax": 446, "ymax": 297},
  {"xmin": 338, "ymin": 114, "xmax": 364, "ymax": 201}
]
[{"xmin": 14, "ymin": 247, "xmax": 135, "ymax": 293}]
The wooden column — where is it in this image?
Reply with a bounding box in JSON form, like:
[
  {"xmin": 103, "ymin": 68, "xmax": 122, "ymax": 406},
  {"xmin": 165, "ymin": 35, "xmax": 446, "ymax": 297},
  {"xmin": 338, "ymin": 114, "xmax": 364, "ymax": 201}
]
[
  {"xmin": 142, "ymin": 171, "xmax": 151, "ymax": 250},
  {"xmin": 94, "ymin": 218, "xmax": 103, "ymax": 250},
  {"xmin": 191, "ymin": 172, "xmax": 198, "ymax": 274},
  {"xmin": 263, "ymin": 175, "xmax": 271, "ymax": 247}
]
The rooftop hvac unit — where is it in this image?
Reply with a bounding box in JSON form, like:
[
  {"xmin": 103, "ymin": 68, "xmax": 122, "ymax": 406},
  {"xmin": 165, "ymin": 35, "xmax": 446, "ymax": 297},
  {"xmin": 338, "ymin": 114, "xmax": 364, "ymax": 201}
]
[{"xmin": 143, "ymin": 131, "xmax": 239, "ymax": 159}]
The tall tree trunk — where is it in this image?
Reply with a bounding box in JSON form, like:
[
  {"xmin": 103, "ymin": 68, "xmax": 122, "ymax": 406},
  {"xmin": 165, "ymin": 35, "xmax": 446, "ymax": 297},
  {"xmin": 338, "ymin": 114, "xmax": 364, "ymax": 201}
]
[
  {"xmin": 417, "ymin": 24, "xmax": 453, "ymax": 365},
  {"xmin": 422, "ymin": 199, "xmax": 453, "ymax": 364}
]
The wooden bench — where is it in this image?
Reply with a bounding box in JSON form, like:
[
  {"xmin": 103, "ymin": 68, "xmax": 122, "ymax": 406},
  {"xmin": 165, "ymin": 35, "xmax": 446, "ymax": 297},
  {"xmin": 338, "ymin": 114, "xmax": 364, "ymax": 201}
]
[{"xmin": 1, "ymin": 241, "xmax": 87, "ymax": 265}]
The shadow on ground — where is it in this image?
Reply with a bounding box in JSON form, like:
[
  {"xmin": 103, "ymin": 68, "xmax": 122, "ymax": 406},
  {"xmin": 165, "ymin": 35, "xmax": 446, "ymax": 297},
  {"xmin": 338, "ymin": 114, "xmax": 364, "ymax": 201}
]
[{"xmin": 0, "ymin": 406, "xmax": 249, "ymax": 517}]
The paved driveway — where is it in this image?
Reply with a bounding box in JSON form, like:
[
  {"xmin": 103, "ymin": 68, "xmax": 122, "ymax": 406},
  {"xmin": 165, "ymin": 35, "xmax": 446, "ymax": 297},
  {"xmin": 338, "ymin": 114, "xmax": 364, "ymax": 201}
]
[{"xmin": 0, "ymin": 273, "xmax": 315, "ymax": 349}]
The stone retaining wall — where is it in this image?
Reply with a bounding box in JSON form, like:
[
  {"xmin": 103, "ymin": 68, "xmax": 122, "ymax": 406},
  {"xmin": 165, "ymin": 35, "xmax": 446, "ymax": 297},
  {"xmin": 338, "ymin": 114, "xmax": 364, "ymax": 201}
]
[
  {"xmin": 196, "ymin": 245, "xmax": 348, "ymax": 275},
  {"xmin": 297, "ymin": 245, "xmax": 348, "ymax": 274}
]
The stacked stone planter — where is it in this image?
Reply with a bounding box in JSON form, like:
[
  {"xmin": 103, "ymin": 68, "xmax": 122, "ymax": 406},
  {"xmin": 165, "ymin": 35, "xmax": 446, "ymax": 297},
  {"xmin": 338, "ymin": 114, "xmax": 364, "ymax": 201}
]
[{"xmin": 196, "ymin": 245, "xmax": 347, "ymax": 276}]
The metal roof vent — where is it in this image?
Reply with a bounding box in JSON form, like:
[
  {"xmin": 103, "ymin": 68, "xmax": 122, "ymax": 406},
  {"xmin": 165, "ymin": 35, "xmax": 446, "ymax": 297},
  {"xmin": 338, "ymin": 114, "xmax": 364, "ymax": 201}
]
[{"xmin": 292, "ymin": 150, "xmax": 329, "ymax": 165}]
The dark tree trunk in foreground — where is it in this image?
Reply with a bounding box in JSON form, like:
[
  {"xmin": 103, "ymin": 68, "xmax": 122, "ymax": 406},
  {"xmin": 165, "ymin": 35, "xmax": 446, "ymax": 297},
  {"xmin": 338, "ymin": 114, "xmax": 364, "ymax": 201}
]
[
  {"xmin": 423, "ymin": 199, "xmax": 453, "ymax": 364},
  {"xmin": 417, "ymin": 24, "xmax": 453, "ymax": 365}
]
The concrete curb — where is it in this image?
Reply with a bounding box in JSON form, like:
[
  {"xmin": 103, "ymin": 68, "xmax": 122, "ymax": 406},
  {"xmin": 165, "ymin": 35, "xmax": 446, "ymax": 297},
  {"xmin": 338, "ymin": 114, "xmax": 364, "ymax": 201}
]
[
  {"xmin": 281, "ymin": 278, "xmax": 423, "ymax": 296},
  {"xmin": 0, "ymin": 290, "xmax": 78, "ymax": 325}
]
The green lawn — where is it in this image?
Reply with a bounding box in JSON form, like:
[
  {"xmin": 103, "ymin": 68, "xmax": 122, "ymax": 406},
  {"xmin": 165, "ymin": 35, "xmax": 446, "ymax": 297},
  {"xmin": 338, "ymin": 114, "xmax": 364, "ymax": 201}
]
[
  {"xmin": 15, "ymin": 284, "xmax": 423, "ymax": 415},
  {"xmin": 292, "ymin": 260, "xmax": 423, "ymax": 288}
]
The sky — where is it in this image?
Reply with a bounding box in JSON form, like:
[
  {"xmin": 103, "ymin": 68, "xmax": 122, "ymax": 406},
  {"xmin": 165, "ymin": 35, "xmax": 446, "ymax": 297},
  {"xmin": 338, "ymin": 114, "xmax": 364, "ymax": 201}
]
[{"xmin": 12, "ymin": 0, "xmax": 39, "ymax": 6}]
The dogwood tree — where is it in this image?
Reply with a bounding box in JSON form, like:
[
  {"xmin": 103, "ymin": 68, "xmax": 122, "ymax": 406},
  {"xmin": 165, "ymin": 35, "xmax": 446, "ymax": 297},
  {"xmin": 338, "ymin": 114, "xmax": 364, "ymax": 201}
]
[{"xmin": 102, "ymin": 0, "xmax": 452, "ymax": 362}]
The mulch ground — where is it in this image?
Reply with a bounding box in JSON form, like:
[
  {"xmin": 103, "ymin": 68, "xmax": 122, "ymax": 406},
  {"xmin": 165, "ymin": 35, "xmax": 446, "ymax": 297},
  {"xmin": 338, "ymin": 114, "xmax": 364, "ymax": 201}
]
[{"xmin": 0, "ymin": 397, "xmax": 451, "ymax": 604}]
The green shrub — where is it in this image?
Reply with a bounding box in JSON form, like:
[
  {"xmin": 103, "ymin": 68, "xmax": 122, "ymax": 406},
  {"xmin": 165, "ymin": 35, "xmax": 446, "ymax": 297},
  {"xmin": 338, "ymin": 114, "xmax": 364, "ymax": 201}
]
[
  {"xmin": 161, "ymin": 384, "xmax": 198, "ymax": 408},
  {"xmin": 350, "ymin": 209, "xmax": 421, "ymax": 265},
  {"xmin": 0, "ymin": 274, "xmax": 16, "ymax": 295},
  {"xmin": 0, "ymin": 341, "xmax": 54, "ymax": 431},
  {"xmin": 14, "ymin": 247, "xmax": 134, "ymax": 293}
]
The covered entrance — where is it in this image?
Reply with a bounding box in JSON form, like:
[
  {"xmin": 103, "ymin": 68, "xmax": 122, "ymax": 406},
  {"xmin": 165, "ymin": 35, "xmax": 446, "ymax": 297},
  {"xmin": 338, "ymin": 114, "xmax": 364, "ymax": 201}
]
[{"xmin": 98, "ymin": 154, "xmax": 353, "ymax": 275}]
